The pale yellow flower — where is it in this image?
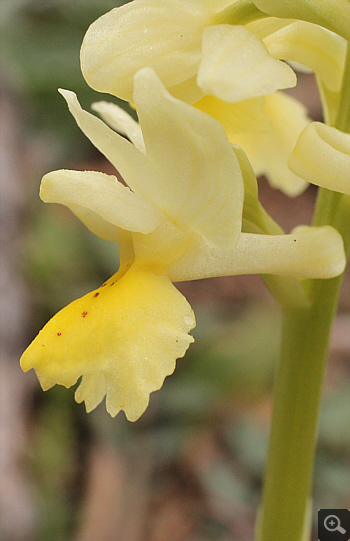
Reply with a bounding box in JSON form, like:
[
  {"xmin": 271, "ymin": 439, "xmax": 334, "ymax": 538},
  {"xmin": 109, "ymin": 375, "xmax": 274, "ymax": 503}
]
[
  {"xmin": 80, "ymin": 1, "xmax": 348, "ymax": 197},
  {"xmin": 21, "ymin": 69, "xmax": 346, "ymax": 420},
  {"xmin": 194, "ymin": 19, "xmax": 347, "ymax": 196},
  {"xmin": 80, "ymin": 0, "xmax": 296, "ymax": 104}
]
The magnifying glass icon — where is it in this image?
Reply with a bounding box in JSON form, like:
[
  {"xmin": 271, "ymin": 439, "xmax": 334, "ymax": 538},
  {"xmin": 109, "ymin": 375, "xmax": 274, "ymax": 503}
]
[{"xmin": 324, "ymin": 515, "xmax": 346, "ymax": 534}]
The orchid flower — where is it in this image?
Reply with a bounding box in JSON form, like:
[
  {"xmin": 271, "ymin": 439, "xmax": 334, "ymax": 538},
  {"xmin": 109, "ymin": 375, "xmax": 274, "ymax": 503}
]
[
  {"xmin": 195, "ymin": 19, "xmax": 347, "ymax": 196},
  {"xmin": 79, "ymin": 0, "xmax": 349, "ymax": 197},
  {"xmin": 20, "ymin": 69, "xmax": 346, "ymax": 421}
]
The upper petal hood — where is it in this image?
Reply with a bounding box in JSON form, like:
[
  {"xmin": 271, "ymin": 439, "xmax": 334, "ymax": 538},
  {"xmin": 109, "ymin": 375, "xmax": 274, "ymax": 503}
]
[
  {"xmin": 59, "ymin": 67, "xmax": 245, "ymax": 250},
  {"xmin": 80, "ymin": 0, "xmax": 215, "ymax": 102},
  {"xmin": 133, "ymin": 67, "xmax": 244, "ymax": 249}
]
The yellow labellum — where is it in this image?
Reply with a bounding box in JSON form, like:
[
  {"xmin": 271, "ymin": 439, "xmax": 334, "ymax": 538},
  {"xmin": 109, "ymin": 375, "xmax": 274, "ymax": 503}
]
[{"xmin": 20, "ymin": 267, "xmax": 195, "ymax": 421}]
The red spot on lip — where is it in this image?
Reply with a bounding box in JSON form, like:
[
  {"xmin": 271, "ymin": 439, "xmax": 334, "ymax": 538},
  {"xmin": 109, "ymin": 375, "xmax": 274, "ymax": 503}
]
[
  {"xmin": 42, "ymin": 344, "xmax": 45, "ymax": 347},
  {"xmin": 57, "ymin": 332, "xmax": 62, "ymax": 336},
  {"xmin": 82, "ymin": 311, "xmax": 88, "ymax": 318},
  {"xmin": 110, "ymin": 282, "xmax": 115, "ymax": 287},
  {"xmin": 102, "ymin": 282, "xmax": 107, "ymax": 287},
  {"xmin": 93, "ymin": 292, "xmax": 100, "ymax": 297}
]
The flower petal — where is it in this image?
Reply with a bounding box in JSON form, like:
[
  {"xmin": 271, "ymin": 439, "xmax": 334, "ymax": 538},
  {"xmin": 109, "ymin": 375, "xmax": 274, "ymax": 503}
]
[
  {"xmin": 289, "ymin": 122, "xmax": 350, "ymax": 195},
  {"xmin": 252, "ymin": 0, "xmax": 350, "ymax": 41},
  {"xmin": 133, "ymin": 67, "xmax": 244, "ymax": 249},
  {"xmin": 197, "ymin": 25, "xmax": 296, "ymax": 103},
  {"xmin": 168, "ymin": 226, "xmax": 346, "ymax": 281},
  {"xmin": 65, "ymin": 203, "xmax": 120, "ymax": 241},
  {"xmin": 75, "ymin": 374, "xmax": 107, "ymax": 413},
  {"xmin": 167, "ymin": 75, "xmax": 205, "ymax": 104},
  {"xmin": 20, "ymin": 268, "xmax": 195, "ymax": 421},
  {"xmin": 40, "ymin": 169, "xmax": 163, "ymax": 235},
  {"xmin": 228, "ymin": 92, "xmax": 310, "ymax": 196},
  {"xmin": 80, "ymin": 0, "xmax": 213, "ymax": 102},
  {"xmin": 92, "ymin": 101, "xmax": 146, "ymax": 153},
  {"xmin": 195, "ymin": 94, "xmax": 269, "ymax": 134},
  {"xmin": 264, "ymin": 21, "xmax": 347, "ymax": 92},
  {"xmin": 246, "ymin": 17, "xmax": 295, "ymax": 41},
  {"xmin": 58, "ymin": 89, "xmax": 157, "ymax": 201}
]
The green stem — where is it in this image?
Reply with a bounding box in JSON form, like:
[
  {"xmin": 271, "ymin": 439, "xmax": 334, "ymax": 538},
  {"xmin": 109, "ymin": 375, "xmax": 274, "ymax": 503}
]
[
  {"xmin": 257, "ymin": 188, "xmax": 349, "ymax": 541},
  {"xmin": 257, "ymin": 272, "xmax": 345, "ymax": 541},
  {"xmin": 257, "ymin": 38, "xmax": 350, "ymax": 541},
  {"xmin": 334, "ymin": 42, "xmax": 350, "ymax": 133}
]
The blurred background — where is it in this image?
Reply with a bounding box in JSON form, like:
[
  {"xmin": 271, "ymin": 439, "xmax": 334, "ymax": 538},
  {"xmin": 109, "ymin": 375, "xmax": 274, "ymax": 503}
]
[{"xmin": 0, "ymin": 1, "xmax": 349, "ymax": 540}]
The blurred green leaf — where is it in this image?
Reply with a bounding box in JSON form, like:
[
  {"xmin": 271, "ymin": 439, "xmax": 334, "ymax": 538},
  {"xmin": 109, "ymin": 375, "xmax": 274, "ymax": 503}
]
[
  {"xmin": 32, "ymin": 386, "xmax": 79, "ymax": 541},
  {"xmin": 1, "ymin": 0, "xmax": 132, "ymax": 151},
  {"xmin": 183, "ymin": 304, "xmax": 280, "ymax": 400}
]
